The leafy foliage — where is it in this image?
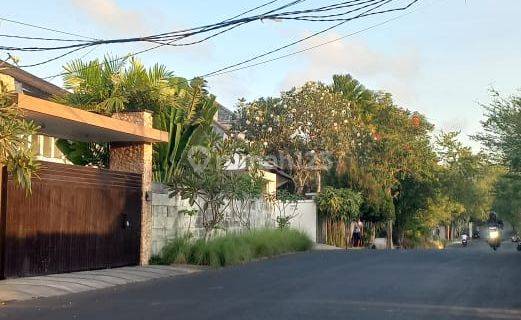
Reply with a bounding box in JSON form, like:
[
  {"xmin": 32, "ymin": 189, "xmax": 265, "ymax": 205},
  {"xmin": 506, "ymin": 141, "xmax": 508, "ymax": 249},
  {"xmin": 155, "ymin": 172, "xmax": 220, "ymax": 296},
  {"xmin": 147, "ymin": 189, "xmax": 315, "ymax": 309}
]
[
  {"xmin": 474, "ymin": 89, "xmax": 521, "ymax": 172},
  {"xmin": 153, "ymin": 78, "xmax": 218, "ymax": 183},
  {"xmin": 171, "ymin": 134, "xmax": 264, "ymax": 239},
  {"xmin": 234, "ymin": 81, "xmax": 360, "ymax": 193},
  {"xmin": 315, "ymin": 186, "xmax": 362, "ymax": 222},
  {"xmin": 0, "ymin": 80, "xmax": 39, "ymax": 191},
  {"xmin": 493, "ymin": 173, "xmax": 521, "ymax": 230},
  {"xmin": 59, "ymin": 56, "xmax": 174, "ymax": 115},
  {"xmin": 55, "ymin": 140, "xmax": 108, "ymax": 167},
  {"xmin": 57, "ymin": 56, "xmax": 218, "ymax": 179}
]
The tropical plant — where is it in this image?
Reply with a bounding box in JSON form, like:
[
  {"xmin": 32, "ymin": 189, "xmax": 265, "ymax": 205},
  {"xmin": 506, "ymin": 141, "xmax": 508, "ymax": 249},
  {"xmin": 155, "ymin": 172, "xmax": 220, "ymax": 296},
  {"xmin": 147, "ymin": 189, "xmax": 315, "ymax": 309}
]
[
  {"xmin": 0, "ymin": 80, "xmax": 39, "ymax": 191},
  {"xmin": 153, "ymin": 78, "xmax": 218, "ymax": 183},
  {"xmin": 171, "ymin": 133, "xmax": 248, "ymax": 240},
  {"xmin": 56, "ymin": 55, "xmax": 176, "ymax": 168},
  {"xmin": 59, "ymin": 55, "xmax": 174, "ymax": 115},
  {"xmin": 57, "ymin": 56, "xmax": 218, "ymax": 179},
  {"xmin": 54, "ymin": 140, "xmax": 109, "ymax": 167}
]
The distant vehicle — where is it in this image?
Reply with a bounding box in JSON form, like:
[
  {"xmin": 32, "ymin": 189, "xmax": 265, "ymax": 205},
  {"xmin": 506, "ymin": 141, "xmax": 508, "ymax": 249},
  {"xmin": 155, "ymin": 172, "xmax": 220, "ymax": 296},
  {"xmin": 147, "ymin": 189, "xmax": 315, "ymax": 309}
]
[
  {"xmin": 517, "ymin": 242, "xmax": 521, "ymax": 252},
  {"xmin": 488, "ymin": 226, "xmax": 501, "ymax": 251},
  {"xmin": 461, "ymin": 234, "xmax": 469, "ymax": 247},
  {"xmin": 511, "ymin": 234, "xmax": 519, "ymax": 242},
  {"xmin": 472, "ymin": 231, "xmax": 480, "ymax": 239}
]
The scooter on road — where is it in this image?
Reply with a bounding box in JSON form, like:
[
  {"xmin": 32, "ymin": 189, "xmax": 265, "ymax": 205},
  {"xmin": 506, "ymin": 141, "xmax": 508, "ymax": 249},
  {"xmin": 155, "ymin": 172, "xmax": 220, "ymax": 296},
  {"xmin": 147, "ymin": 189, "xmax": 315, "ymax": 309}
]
[{"xmin": 488, "ymin": 226, "xmax": 501, "ymax": 251}]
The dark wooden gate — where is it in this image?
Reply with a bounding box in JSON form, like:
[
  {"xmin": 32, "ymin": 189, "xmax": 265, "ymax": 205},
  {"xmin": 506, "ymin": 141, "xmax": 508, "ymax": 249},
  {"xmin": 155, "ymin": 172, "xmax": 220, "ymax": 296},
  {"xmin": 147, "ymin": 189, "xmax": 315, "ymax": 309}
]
[{"xmin": 0, "ymin": 162, "xmax": 142, "ymax": 278}]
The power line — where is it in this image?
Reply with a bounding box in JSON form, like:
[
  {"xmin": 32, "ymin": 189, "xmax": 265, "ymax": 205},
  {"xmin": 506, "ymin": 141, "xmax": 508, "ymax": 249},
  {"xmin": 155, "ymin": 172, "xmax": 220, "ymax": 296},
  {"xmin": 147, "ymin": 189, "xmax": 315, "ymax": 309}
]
[
  {"xmin": 31, "ymin": 0, "xmax": 422, "ymax": 105},
  {"xmin": 202, "ymin": 0, "xmax": 400, "ymax": 77},
  {"xmin": 5, "ymin": 0, "xmax": 389, "ymax": 53},
  {"xmin": 38, "ymin": 0, "xmax": 387, "ymax": 78},
  {"xmin": 38, "ymin": 0, "xmax": 419, "ymax": 80},
  {"xmin": 208, "ymin": 0, "xmax": 434, "ymax": 77},
  {"xmin": 0, "ymin": 34, "xmax": 89, "ymax": 42},
  {"xmin": 207, "ymin": 13, "xmax": 413, "ymax": 77},
  {"xmin": 0, "ymin": 16, "xmax": 99, "ymax": 40},
  {"xmin": 13, "ymin": 0, "xmax": 308, "ymax": 68}
]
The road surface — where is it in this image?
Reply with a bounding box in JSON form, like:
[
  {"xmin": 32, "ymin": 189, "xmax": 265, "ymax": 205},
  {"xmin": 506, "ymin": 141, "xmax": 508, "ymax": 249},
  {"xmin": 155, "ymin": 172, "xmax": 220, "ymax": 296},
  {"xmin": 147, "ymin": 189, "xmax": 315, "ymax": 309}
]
[{"xmin": 1, "ymin": 240, "xmax": 520, "ymax": 320}]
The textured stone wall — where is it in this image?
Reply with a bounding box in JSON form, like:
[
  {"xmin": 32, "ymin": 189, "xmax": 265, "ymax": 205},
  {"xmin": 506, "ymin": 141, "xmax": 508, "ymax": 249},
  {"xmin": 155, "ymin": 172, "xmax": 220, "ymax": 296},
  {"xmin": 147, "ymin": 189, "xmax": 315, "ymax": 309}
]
[
  {"xmin": 110, "ymin": 111, "xmax": 154, "ymax": 265},
  {"xmin": 150, "ymin": 188, "xmax": 317, "ymax": 256}
]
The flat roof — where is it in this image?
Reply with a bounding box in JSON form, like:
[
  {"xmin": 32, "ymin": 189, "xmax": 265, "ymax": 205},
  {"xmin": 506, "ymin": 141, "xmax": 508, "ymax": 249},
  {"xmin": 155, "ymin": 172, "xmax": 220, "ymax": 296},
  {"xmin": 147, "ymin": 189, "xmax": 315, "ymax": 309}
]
[{"xmin": 17, "ymin": 93, "xmax": 169, "ymax": 143}]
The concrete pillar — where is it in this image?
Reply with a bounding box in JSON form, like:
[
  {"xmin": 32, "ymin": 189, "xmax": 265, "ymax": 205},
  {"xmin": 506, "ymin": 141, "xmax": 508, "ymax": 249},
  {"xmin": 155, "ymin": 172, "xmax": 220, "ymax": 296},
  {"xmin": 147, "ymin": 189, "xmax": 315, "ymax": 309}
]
[{"xmin": 109, "ymin": 111, "xmax": 153, "ymax": 265}]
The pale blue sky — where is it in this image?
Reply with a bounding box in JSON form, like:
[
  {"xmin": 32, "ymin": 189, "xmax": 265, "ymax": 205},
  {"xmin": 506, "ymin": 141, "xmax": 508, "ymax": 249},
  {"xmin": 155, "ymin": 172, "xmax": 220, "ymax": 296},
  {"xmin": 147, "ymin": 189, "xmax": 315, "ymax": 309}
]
[{"xmin": 2, "ymin": 0, "xmax": 520, "ymax": 149}]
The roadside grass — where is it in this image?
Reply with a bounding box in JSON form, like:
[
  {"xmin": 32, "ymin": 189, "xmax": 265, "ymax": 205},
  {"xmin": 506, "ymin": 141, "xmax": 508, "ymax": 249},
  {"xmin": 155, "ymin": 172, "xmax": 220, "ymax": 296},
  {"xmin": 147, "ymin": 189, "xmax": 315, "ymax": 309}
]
[{"xmin": 151, "ymin": 228, "xmax": 313, "ymax": 267}]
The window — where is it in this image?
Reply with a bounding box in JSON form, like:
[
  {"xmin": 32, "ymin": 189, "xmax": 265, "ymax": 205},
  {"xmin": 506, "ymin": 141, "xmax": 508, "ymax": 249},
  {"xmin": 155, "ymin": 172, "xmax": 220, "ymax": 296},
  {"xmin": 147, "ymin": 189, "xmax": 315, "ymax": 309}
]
[
  {"xmin": 31, "ymin": 135, "xmax": 41, "ymax": 155},
  {"xmin": 42, "ymin": 136, "xmax": 53, "ymax": 158}
]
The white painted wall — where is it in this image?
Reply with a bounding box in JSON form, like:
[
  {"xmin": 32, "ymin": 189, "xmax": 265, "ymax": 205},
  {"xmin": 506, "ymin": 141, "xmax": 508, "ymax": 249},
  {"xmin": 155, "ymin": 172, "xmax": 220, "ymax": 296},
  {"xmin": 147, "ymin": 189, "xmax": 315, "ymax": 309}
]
[
  {"xmin": 150, "ymin": 190, "xmax": 317, "ymax": 256},
  {"xmin": 289, "ymin": 200, "xmax": 317, "ymax": 242}
]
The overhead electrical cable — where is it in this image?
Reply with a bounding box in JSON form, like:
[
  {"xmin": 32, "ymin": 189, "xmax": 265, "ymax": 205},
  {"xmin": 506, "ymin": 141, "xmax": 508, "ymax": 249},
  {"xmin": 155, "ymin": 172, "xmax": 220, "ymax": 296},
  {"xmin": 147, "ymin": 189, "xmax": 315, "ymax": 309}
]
[{"xmin": 37, "ymin": 0, "xmax": 418, "ymax": 78}]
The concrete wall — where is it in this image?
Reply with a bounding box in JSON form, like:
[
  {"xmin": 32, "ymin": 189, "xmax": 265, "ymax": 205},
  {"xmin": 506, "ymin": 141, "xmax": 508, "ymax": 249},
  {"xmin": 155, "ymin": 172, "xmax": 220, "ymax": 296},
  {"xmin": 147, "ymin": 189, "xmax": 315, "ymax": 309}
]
[
  {"xmin": 150, "ymin": 188, "xmax": 317, "ymax": 256},
  {"xmin": 287, "ymin": 200, "xmax": 317, "ymax": 242}
]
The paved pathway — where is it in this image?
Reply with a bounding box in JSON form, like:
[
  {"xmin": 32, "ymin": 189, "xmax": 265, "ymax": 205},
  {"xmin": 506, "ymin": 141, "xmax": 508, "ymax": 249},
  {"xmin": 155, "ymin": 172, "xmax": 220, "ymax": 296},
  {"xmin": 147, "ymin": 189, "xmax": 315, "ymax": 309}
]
[{"xmin": 0, "ymin": 265, "xmax": 203, "ymax": 302}]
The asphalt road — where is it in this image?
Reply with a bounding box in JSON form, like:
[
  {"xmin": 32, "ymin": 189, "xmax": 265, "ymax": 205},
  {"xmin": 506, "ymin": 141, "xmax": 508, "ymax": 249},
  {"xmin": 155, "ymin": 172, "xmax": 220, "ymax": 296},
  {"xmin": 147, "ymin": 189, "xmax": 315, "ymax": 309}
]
[{"xmin": 1, "ymin": 240, "xmax": 520, "ymax": 320}]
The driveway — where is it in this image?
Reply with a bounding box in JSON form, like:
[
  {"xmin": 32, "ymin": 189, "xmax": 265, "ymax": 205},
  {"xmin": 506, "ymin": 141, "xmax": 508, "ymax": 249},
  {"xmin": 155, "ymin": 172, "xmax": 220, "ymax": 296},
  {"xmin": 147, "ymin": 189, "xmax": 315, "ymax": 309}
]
[{"xmin": 1, "ymin": 240, "xmax": 520, "ymax": 320}]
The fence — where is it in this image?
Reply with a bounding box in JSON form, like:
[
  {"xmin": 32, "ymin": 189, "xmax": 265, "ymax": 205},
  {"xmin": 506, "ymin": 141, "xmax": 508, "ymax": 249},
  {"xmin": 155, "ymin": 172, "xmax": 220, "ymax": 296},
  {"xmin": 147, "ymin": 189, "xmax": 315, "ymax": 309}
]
[{"xmin": 150, "ymin": 185, "xmax": 316, "ymax": 256}]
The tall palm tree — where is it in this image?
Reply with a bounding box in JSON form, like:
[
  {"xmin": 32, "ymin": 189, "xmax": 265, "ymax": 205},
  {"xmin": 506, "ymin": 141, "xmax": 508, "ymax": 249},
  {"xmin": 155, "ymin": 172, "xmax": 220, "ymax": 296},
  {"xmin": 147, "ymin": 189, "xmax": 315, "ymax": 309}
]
[
  {"xmin": 60, "ymin": 55, "xmax": 173, "ymax": 115},
  {"xmin": 57, "ymin": 56, "xmax": 218, "ymax": 182}
]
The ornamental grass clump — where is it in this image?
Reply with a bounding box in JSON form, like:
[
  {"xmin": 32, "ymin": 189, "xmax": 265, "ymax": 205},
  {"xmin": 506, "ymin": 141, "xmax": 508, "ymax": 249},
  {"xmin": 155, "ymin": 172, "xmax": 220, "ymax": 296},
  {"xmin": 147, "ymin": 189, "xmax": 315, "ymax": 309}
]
[{"xmin": 152, "ymin": 228, "xmax": 312, "ymax": 267}]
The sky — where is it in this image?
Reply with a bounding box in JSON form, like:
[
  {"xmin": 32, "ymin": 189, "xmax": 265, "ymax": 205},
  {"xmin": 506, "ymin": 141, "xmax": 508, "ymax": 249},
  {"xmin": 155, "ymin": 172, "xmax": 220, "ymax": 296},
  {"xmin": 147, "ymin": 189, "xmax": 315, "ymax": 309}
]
[{"xmin": 2, "ymin": 0, "xmax": 521, "ymax": 150}]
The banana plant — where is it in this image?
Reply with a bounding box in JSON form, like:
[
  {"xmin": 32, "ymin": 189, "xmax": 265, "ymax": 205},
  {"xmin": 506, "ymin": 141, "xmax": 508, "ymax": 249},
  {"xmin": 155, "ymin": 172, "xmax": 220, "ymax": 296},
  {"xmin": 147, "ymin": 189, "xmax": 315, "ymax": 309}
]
[{"xmin": 153, "ymin": 78, "xmax": 218, "ymax": 184}]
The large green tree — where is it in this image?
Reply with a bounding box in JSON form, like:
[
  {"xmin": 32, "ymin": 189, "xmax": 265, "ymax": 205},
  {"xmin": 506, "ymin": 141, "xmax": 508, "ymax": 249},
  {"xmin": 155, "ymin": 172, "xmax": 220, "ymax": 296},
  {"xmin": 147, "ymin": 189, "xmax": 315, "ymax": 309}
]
[
  {"xmin": 493, "ymin": 173, "xmax": 521, "ymax": 231},
  {"xmin": 436, "ymin": 132, "xmax": 499, "ymax": 224},
  {"xmin": 474, "ymin": 89, "xmax": 521, "ymax": 172}
]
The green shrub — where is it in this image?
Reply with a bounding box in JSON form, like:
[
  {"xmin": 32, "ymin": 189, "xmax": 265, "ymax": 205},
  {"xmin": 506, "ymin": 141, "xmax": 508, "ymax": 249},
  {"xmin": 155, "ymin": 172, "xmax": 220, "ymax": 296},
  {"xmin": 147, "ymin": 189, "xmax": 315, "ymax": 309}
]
[
  {"xmin": 154, "ymin": 229, "xmax": 312, "ymax": 267},
  {"xmin": 160, "ymin": 236, "xmax": 192, "ymax": 264}
]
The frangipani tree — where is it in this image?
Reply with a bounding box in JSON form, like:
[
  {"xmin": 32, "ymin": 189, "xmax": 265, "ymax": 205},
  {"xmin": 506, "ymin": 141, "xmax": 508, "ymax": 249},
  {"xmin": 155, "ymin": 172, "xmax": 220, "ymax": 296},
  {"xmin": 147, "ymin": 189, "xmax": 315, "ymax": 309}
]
[{"xmin": 234, "ymin": 81, "xmax": 361, "ymax": 194}]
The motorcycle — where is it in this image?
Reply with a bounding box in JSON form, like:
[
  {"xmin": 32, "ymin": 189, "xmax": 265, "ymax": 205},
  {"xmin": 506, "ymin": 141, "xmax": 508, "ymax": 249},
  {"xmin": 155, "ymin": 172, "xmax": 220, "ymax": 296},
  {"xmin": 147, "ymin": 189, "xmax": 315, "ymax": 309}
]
[
  {"xmin": 511, "ymin": 234, "xmax": 520, "ymax": 242},
  {"xmin": 461, "ymin": 238, "xmax": 468, "ymax": 247},
  {"xmin": 517, "ymin": 242, "xmax": 521, "ymax": 252},
  {"xmin": 488, "ymin": 226, "xmax": 501, "ymax": 251}
]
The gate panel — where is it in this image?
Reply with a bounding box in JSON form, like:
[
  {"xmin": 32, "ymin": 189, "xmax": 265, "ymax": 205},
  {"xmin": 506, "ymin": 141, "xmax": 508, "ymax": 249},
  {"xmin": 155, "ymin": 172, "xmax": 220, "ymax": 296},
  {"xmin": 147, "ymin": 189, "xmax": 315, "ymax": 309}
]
[{"xmin": 2, "ymin": 162, "xmax": 142, "ymax": 278}]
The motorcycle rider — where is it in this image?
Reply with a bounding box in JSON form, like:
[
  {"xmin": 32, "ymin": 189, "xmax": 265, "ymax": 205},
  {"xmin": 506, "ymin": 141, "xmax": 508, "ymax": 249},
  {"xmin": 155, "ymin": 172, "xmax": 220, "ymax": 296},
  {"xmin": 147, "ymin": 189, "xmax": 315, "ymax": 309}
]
[
  {"xmin": 461, "ymin": 233, "xmax": 469, "ymax": 247},
  {"xmin": 487, "ymin": 211, "xmax": 502, "ymax": 250}
]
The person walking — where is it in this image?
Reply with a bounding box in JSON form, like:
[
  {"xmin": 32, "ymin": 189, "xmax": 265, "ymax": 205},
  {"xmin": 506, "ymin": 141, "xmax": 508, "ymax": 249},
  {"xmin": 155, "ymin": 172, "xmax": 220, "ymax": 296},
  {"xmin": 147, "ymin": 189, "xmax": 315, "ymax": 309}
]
[{"xmin": 353, "ymin": 221, "xmax": 362, "ymax": 247}]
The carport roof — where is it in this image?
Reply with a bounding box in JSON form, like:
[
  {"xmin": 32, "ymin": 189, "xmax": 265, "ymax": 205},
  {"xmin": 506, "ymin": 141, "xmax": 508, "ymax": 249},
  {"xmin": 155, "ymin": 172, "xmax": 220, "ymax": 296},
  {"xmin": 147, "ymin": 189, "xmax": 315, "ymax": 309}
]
[{"xmin": 17, "ymin": 93, "xmax": 169, "ymax": 143}]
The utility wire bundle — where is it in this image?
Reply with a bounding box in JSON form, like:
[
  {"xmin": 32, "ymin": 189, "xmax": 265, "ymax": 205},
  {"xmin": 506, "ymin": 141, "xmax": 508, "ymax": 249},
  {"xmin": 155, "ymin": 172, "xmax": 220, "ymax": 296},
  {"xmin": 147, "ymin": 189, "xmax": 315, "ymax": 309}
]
[{"xmin": 0, "ymin": 0, "xmax": 420, "ymax": 76}]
